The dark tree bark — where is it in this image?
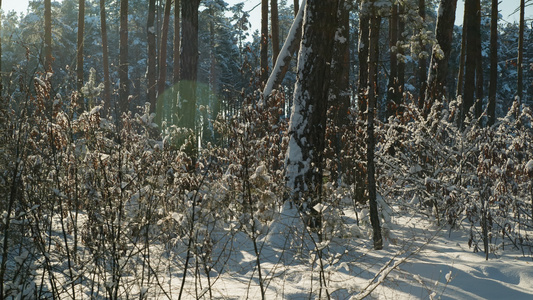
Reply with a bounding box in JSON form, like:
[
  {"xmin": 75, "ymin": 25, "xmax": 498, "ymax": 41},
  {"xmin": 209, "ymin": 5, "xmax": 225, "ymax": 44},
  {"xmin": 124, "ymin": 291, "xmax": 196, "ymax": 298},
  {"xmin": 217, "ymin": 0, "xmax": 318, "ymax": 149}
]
[
  {"xmin": 147, "ymin": 0, "xmax": 157, "ymax": 112},
  {"xmin": 77, "ymin": 0, "xmax": 85, "ymax": 94},
  {"xmin": 474, "ymin": 0, "xmax": 483, "ymax": 123},
  {"xmin": 517, "ymin": 0, "xmax": 524, "ymax": 102},
  {"xmin": 357, "ymin": 1, "xmax": 370, "ymax": 113},
  {"xmin": 285, "ymin": 0, "xmax": 339, "ymax": 226},
  {"xmin": 271, "ymin": 0, "xmax": 280, "ymax": 65},
  {"xmin": 425, "ymin": 0, "xmax": 458, "ymax": 108},
  {"xmin": 487, "ymin": 0, "xmax": 497, "ymax": 126},
  {"xmin": 173, "ymin": 0, "xmax": 181, "ymax": 85},
  {"xmin": 179, "ymin": 0, "xmax": 200, "ymax": 158},
  {"xmin": 461, "ymin": 0, "xmax": 478, "ymax": 127},
  {"xmin": 44, "ymin": 0, "xmax": 52, "ymax": 71},
  {"xmin": 417, "ymin": 0, "xmax": 427, "ymax": 110},
  {"xmin": 397, "ymin": 2, "xmax": 406, "ymax": 102},
  {"xmin": 260, "ymin": 0, "xmax": 269, "ymax": 83},
  {"xmin": 367, "ymin": 1, "xmax": 383, "ymax": 250},
  {"xmin": 330, "ymin": 0, "xmax": 350, "ymax": 127},
  {"xmin": 387, "ymin": 3, "xmax": 399, "ymax": 119},
  {"xmin": 158, "ymin": 0, "xmax": 172, "ymax": 98},
  {"xmin": 456, "ymin": 8, "xmax": 467, "ymax": 98},
  {"xmin": 119, "ymin": 0, "xmax": 129, "ymax": 114},
  {"xmin": 294, "ymin": 0, "xmax": 299, "ymax": 16},
  {"xmin": 100, "ymin": 0, "xmax": 111, "ymax": 114},
  {"xmin": 0, "ymin": 0, "xmax": 2, "ymax": 78}
]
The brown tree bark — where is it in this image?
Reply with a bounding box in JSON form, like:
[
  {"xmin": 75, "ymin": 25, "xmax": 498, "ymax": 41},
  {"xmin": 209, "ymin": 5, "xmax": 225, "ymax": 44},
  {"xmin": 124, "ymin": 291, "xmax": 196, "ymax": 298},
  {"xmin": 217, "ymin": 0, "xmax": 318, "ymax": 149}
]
[
  {"xmin": 147, "ymin": 0, "xmax": 157, "ymax": 112},
  {"xmin": 294, "ymin": 0, "xmax": 299, "ymax": 16},
  {"xmin": 367, "ymin": 0, "xmax": 383, "ymax": 250},
  {"xmin": 387, "ymin": 3, "xmax": 399, "ymax": 118},
  {"xmin": 44, "ymin": 0, "xmax": 52, "ymax": 71},
  {"xmin": 461, "ymin": 0, "xmax": 478, "ymax": 127},
  {"xmin": 119, "ymin": 0, "xmax": 129, "ymax": 114},
  {"xmin": 487, "ymin": 0, "xmax": 497, "ymax": 126},
  {"xmin": 77, "ymin": 0, "xmax": 85, "ymax": 94},
  {"xmin": 173, "ymin": 0, "xmax": 181, "ymax": 85},
  {"xmin": 271, "ymin": 0, "xmax": 280, "ymax": 65},
  {"xmin": 357, "ymin": 0, "xmax": 370, "ymax": 113},
  {"xmin": 158, "ymin": 0, "xmax": 172, "ymax": 99},
  {"xmin": 417, "ymin": 0, "xmax": 427, "ymax": 109},
  {"xmin": 517, "ymin": 0, "xmax": 524, "ymax": 102},
  {"xmin": 425, "ymin": 0, "xmax": 458, "ymax": 108},
  {"xmin": 99, "ymin": 0, "xmax": 111, "ymax": 114},
  {"xmin": 474, "ymin": 0, "xmax": 483, "ymax": 123},
  {"xmin": 179, "ymin": 0, "xmax": 200, "ymax": 157},
  {"xmin": 260, "ymin": 0, "xmax": 269, "ymax": 83}
]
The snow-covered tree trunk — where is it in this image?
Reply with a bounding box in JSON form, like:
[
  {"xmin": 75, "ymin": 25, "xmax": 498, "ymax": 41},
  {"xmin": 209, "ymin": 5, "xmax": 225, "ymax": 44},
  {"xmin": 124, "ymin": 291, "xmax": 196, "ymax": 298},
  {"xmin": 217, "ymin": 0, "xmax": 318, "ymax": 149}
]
[{"xmin": 285, "ymin": 0, "xmax": 339, "ymax": 224}]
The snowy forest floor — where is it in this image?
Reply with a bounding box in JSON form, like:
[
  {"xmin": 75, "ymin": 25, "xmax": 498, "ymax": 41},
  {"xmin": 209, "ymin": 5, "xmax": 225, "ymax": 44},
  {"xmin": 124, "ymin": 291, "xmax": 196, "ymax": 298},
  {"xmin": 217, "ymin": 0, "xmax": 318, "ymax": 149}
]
[{"xmin": 99, "ymin": 204, "xmax": 533, "ymax": 299}]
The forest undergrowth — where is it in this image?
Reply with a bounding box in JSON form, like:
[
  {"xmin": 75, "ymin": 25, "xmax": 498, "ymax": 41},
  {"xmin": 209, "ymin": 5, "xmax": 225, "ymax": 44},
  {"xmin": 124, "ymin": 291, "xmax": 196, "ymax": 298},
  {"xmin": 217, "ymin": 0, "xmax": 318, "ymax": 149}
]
[{"xmin": 1, "ymin": 72, "xmax": 533, "ymax": 299}]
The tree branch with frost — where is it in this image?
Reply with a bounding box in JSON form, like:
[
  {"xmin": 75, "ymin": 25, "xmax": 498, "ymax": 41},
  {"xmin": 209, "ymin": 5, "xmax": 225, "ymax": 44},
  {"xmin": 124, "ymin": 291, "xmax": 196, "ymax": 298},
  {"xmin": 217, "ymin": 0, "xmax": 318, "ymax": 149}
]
[{"xmin": 262, "ymin": 0, "xmax": 306, "ymax": 103}]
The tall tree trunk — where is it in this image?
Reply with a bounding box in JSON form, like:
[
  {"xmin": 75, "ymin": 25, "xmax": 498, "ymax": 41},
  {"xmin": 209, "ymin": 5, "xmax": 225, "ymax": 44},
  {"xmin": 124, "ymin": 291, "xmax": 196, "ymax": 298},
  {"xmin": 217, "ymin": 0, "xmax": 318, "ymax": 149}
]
[
  {"xmin": 173, "ymin": 0, "xmax": 181, "ymax": 84},
  {"xmin": 517, "ymin": 0, "xmax": 524, "ymax": 103},
  {"xmin": 387, "ymin": 3, "xmax": 399, "ymax": 119},
  {"xmin": 1, "ymin": 0, "xmax": 3, "ymax": 82},
  {"xmin": 367, "ymin": 1, "xmax": 383, "ymax": 250},
  {"xmin": 158, "ymin": 0, "xmax": 172, "ymax": 98},
  {"xmin": 285, "ymin": 0, "xmax": 339, "ymax": 226},
  {"xmin": 100, "ymin": 0, "xmax": 111, "ymax": 114},
  {"xmin": 397, "ymin": 3, "xmax": 405, "ymax": 102},
  {"xmin": 271, "ymin": 0, "xmax": 280, "ymax": 65},
  {"xmin": 119, "ymin": 0, "xmax": 129, "ymax": 114},
  {"xmin": 77, "ymin": 0, "xmax": 85, "ymax": 92},
  {"xmin": 179, "ymin": 0, "xmax": 200, "ymax": 159},
  {"xmin": 260, "ymin": 0, "xmax": 269, "ymax": 83},
  {"xmin": 487, "ymin": 0, "xmax": 497, "ymax": 126},
  {"xmin": 147, "ymin": 0, "xmax": 157, "ymax": 112},
  {"xmin": 425, "ymin": 0, "xmax": 458, "ymax": 108},
  {"xmin": 417, "ymin": 0, "xmax": 427, "ymax": 110},
  {"xmin": 44, "ymin": 0, "xmax": 52, "ymax": 71},
  {"xmin": 456, "ymin": 7, "xmax": 467, "ymax": 98},
  {"xmin": 294, "ymin": 0, "xmax": 299, "ymax": 16},
  {"xmin": 474, "ymin": 0, "xmax": 483, "ymax": 123},
  {"xmin": 461, "ymin": 0, "xmax": 478, "ymax": 127},
  {"xmin": 357, "ymin": 0, "xmax": 370, "ymax": 113}
]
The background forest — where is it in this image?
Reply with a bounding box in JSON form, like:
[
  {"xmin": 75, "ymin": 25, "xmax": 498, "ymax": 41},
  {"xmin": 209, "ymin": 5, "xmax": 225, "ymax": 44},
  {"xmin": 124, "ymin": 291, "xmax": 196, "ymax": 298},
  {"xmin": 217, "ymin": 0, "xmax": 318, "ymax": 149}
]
[{"xmin": 0, "ymin": 0, "xmax": 533, "ymax": 299}]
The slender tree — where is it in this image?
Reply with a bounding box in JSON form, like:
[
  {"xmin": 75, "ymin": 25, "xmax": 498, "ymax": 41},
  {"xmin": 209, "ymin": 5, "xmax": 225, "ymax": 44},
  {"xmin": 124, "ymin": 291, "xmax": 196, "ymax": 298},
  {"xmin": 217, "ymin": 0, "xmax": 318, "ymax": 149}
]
[
  {"xmin": 271, "ymin": 0, "xmax": 280, "ymax": 65},
  {"xmin": 77, "ymin": 0, "xmax": 85, "ymax": 94},
  {"xmin": 357, "ymin": 0, "xmax": 370, "ymax": 113},
  {"xmin": 173, "ymin": 0, "xmax": 181, "ymax": 84},
  {"xmin": 387, "ymin": 3, "xmax": 399, "ymax": 118},
  {"xmin": 100, "ymin": 0, "xmax": 111, "ymax": 113},
  {"xmin": 285, "ymin": 0, "xmax": 339, "ymax": 226},
  {"xmin": 44, "ymin": 0, "xmax": 52, "ymax": 71},
  {"xmin": 367, "ymin": 0, "xmax": 383, "ymax": 250},
  {"xmin": 474, "ymin": 0, "xmax": 483, "ymax": 122},
  {"xmin": 425, "ymin": 0, "xmax": 458, "ymax": 107},
  {"xmin": 417, "ymin": 0, "xmax": 427, "ymax": 109},
  {"xmin": 147, "ymin": 0, "xmax": 157, "ymax": 111},
  {"xmin": 260, "ymin": 0, "xmax": 269, "ymax": 83},
  {"xmin": 456, "ymin": 4, "xmax": 467, "ymax": 98},
  {"xmin": 119, "ymin": 0, "xmax": 129, "ymax": 114},
  {"xmin": 487, "ymin": 0, "xmax": 498, "ymax": 126},
  {"xmin": 517, "ymin": 0, "xmax": 525, "ymax": 102},
  {"xmin": 158, "ymin": 0, "xmax": 172, "ymax": 98}
]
